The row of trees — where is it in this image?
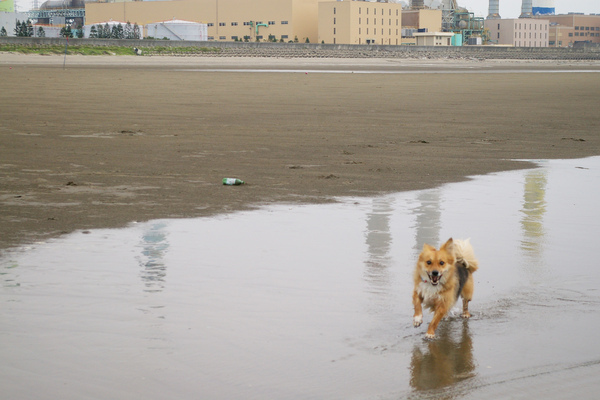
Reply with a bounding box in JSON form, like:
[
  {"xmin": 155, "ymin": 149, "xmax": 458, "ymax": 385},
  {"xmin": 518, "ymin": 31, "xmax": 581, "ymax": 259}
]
[
  {"xmin": 89, "ymin": 22, "xmax": 141, "ymax": 39},
  {"xmin": 13, "ymin": 20, "xmax": 34, "ymax": 37},
  {"xmin": 1, "ymin": 20, "xmax": 139, "ymax": 39}
]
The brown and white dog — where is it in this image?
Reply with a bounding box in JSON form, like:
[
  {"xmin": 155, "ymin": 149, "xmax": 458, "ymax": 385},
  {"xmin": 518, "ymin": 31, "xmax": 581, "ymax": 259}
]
[{"xmin": 412, "ymin": 238, "xmax": 479, "ymax": 339}]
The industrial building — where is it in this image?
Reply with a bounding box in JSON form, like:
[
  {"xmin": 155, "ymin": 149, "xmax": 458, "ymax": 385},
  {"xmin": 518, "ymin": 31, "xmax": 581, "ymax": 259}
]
[
  {"xmin": 535, "ymin": 13, "xmax": 600, "ymax": 47},
  {"xmin": 485, "ymin": 18, "xmax": 549, "ymax": 47},
  {"xmin": 317, "ymin": 0, "xmax": 403, "ymax": 45},
  {"xmin": 85, "ymin": 0, "xmax": 320, "ymax": 43},
  {"xmin": 485, "ymin": 0, "xmax": 600, "ymax": 48}
]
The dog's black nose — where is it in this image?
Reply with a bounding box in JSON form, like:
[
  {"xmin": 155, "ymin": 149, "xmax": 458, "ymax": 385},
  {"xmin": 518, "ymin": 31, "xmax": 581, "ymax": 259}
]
[{"xmin": 431, "ymin": 270, "xmax": 439, "ymax": 277}]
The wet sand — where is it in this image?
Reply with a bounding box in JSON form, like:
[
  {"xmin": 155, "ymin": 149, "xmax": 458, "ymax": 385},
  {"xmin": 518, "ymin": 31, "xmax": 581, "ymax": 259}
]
[
  {"xmin": 2, "ymin": 157, "xmax": 600, "ymax": 399},
  {"xmin": 1, "ymin": 54, "xmax": 599, "ymax": 253}
]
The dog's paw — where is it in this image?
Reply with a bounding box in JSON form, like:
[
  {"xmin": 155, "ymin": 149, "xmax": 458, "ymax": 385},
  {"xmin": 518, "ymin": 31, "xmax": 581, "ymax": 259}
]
[
  {"xmin": 425, "ymin": 332, "xmax": 436, "ymax": 339},
  {"xmin": 413, "ymin": 315, "xmax": 423, "ymax": 327},
  {"xmin": 461, "ymin": 311, "xmax": 471, "ymax": 319}
]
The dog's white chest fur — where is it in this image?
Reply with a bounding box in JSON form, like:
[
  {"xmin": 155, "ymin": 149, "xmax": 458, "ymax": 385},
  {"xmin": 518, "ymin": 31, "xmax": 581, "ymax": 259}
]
[
  {"xmin": 417, "ymin": 281, "xmax": 443, "ymax": 304},
  {"xmin": 417, "ymin": 281, "xmax": 459, "ymax": 310}
]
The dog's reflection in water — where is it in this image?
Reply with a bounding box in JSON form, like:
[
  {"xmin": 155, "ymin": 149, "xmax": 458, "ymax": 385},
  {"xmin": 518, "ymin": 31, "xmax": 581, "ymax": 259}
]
[{"xmin": 409, "ymin": 320, "xmax": 476, "ymax": 396}]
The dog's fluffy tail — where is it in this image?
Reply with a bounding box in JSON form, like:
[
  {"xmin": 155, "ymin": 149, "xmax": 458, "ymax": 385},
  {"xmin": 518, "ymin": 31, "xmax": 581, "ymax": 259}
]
[{"xmin": 454, "ymin": 238, "xmax": 479, "ymax": 272}]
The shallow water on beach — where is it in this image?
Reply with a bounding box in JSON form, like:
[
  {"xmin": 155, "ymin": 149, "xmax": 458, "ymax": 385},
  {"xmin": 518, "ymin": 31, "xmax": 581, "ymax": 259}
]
[{"xmin": 2, "ymin": 157, "xmax": 600, "ymax": 399}]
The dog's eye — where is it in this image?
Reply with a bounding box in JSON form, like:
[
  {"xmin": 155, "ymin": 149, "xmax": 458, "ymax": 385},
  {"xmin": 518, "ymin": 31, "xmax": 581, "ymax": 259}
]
[
  {"xmin": 440, "ymin": 261, "xmax": 445, "ymax": 266},
  {"xmin": 426, "ymin": 260, "xmax": 432, "ymax": 265}
]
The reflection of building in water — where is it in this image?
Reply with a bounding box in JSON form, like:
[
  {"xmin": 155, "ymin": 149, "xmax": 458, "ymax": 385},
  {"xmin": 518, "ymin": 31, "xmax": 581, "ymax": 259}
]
[
  {"xmin": 410, "ymin": 321, "xmax": 476, "ymax": 398},
  {"xmin": 138, "ymin": 222, "xmax": 169, "ymax": 293},
  {"xmin": 364, "ymin": 197, "xmax": 394, "ymax": 296},
  {"xmin": 412, "ymin": 189, "xmax": 442, "ymax": 254},
  {"xmin": 520, "ymin": 169, "xmax": 547, "ymax": 258}
]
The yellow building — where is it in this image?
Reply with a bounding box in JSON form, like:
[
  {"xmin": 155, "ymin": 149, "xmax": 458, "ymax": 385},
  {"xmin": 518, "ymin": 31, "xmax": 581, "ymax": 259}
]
[
  {"xmin": 318, "ymin": 0, "xmax": 403, "ymax": 45},
  {"xmin": 401, "ymin": 9, "xmax": 441, "ymax": 32},
  {"xmin": 86, "ymin": 0, "xmax": 320, "ymax": 43},
  {"xmin": 413, "ymin": 32, "xmax": 453, "ymax": 46}
]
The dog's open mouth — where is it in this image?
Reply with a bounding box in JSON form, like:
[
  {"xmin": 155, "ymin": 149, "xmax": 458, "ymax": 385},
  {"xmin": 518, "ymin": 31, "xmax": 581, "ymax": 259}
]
[{"xmin": 428, "ymin": 273, "xmax": 442, "ymax": 285}]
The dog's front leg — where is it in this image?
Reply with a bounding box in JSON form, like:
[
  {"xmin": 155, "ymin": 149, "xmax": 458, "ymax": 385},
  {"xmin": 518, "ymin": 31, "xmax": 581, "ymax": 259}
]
[
  {"xmin": 426, "ymin": 304, "xmax": 448, "ymax": 339},
  {"xmin": 413, "ymin": 291, "xmax": 424, "ymax": 327}
]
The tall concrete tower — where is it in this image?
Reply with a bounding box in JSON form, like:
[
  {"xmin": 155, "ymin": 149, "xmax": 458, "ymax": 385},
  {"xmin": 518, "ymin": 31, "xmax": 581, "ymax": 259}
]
[
  {"xmin": 520, "ymin": 0, "xmax": 533, "ymax": 18},
  {"xmin": 487, "ymin": 0, "xmax": 501, "ymax": 19}
]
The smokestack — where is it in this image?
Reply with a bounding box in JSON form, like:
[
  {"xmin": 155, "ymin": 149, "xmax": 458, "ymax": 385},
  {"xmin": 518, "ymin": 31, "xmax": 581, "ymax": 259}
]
[
  {"xmin": 487, "ymin": 0, "xmax": 501, "ymax": 19},
  {"xmin": 532, "ymin": 0, "xmax": 556, "ymax": 16},
  {"xmin": 520, "ymin": 0, "xmax": 533, "ymax": 18}
]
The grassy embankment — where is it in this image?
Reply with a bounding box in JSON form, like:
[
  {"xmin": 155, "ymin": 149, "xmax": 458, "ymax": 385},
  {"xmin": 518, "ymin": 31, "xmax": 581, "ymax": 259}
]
[{"xmin": 0, "ymin": 43, "xmax": 221, "ymax": 56}]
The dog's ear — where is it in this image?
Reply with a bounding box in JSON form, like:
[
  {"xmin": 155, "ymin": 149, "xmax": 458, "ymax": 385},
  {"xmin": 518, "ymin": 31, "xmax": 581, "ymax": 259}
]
[
  {"xmin": 422, "ymin": 243, "xmax": 436, "ymax": 252},
  {"xmin": 441, "ymin": 238, "xmax": 454, "ymax": 252}
]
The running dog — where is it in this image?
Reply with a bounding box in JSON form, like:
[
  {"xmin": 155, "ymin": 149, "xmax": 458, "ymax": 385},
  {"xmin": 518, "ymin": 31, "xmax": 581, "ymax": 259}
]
[{"xmin": 412, "ymin": 238, "xmax": 479, "ymax": 339}]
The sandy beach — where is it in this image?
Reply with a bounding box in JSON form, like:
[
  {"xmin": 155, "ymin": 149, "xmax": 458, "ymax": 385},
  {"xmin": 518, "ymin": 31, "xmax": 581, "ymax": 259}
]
[
  {"xmin": 1, "ymin": 54, "xmax": 599, "ymax": 251},
  {"xmin": 2, "ymin": 53, "xmax": 600, "ymax": 399}
]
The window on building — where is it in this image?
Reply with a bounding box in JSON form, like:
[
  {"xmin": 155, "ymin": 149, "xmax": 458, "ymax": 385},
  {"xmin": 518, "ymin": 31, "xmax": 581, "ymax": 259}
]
[
  {"xmin": 575, "ymin": 26, "xmax": 579, "ymax": 30},
  {"xmin": 333, "ymin": 7, "xmax": 336, "ymax": 15},
  {"xmin": 498, "ymin": 23, "xmax": 500, "ymax": 30},
  {"xmin": 219, "ymin": 22, "xmax": 225, "ymax": 26},
  {"xmin": 569, "ymin": 32, "xmax": 573, "ymax": 37},
  {"xmin": 333, "ymin": 28, "xmax": 336, "ymax": 34},
  {"xmin": 281, "ymin": 21, "xmax": 288, "ymax": 25},
  {"xmin": 268, "ymin": 21, "xmax": 275, "ymax": 25},
  {"xmin": 282, "ymin": 35, "xmax": 288, "ymax": 39},
  {"xmin": 208, "ymin": 36, "xmax": 214, "ymax": 40},
  {"xmin": 333, "ymin": 18, "xmax": 336, "ymax": 25},
  {"xmin": 232, "ymin": 36, "xmax": 238, "ymax": 40},
  {"xmin": 575, "ymin": 32, "xmax": 579, "ymax": 36},
  {"xmin": 243, "ymin": 22, "xmax": 250, "ymax": 26},
  {"xmin": 208, "ymin": 23, "xmax": 214, "ymax": 26},
  {"xmin": 586, "ymin": 27, "xmax": 590, "ymax": 31},
  {"xmin": 231, "ymin": 22, "xmax": 238, "ymax": 26},
  {"xmin": 219, "ymin": 36, "xmax": 226, "ymax": 40},
  {"xmin": 257, "ymin": 35, "xmax": 263, "ymax": 40},
  {"xmin": 498, "ymin": 32, "xmax": 500, "ymax": 39}
]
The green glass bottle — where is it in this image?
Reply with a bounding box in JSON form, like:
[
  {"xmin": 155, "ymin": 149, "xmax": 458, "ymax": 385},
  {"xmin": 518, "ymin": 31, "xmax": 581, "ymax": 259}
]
[{"xmin": 222, "ymin": 178, "xmax": 244, "ymax": 185}]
